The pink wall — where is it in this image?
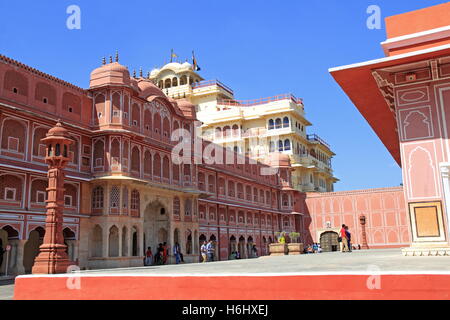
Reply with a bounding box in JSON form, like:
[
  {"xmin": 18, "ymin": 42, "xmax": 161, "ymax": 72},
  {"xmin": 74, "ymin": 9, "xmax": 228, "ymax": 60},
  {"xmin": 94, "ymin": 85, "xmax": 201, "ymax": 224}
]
[{"xmin": 303, "ymin": 187, "xmax": 411, "ymax": 249}]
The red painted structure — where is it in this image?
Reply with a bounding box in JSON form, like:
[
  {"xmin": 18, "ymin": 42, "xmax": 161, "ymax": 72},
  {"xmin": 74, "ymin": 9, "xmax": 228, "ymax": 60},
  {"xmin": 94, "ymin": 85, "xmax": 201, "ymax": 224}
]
[
  {"xmin": 14, "ymin": 273, "xmax": 450, "ymax": 300},
  {"xmin": 301, "ymin": 187, "xmax": 410, "ymax": 250}
]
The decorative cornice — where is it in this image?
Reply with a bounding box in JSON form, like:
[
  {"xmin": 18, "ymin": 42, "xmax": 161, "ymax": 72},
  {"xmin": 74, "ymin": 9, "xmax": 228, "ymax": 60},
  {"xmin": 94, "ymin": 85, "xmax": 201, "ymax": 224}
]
[{"xmin": 0, "ymin": 54, "xmax": 87, "ymax": 93}]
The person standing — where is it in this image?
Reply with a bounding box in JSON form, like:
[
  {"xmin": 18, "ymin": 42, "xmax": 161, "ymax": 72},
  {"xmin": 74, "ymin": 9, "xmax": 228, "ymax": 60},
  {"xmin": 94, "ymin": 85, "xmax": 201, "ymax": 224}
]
[
  {"xmin": 340, "ymin": 224, "xmax": 349, "ymax": 252},
  {"xmin": 200, "ymin": 241, "xmax": 207, "ymax": 263},
  {"xmin": 252, "ymin": 245, "xmax": 258, "ymax": 258},
  {"xmin": 173, "ymin": 242, "xmax": 181, "ymax": 264},
  {"xmin": 162, "ymin": 242, "xmax": 168, "ymax": 264},
  {"xmin": 145, "ymin": 247, "xmax": 153, "ymax": 266},
  {"xmin": 345, "ymin": 226, "xmax": 352, "ymax": 252},
  {"xmin": 206, "ymin": 240, "xmax": 215, "ymax": 262}
]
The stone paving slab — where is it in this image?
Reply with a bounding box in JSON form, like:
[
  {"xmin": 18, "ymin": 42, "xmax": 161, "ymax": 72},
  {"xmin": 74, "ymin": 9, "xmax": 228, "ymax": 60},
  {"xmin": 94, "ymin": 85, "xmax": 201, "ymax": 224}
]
[{"xmin": 77, "ymin": 249, "xmax": 450, "ymax": 275}]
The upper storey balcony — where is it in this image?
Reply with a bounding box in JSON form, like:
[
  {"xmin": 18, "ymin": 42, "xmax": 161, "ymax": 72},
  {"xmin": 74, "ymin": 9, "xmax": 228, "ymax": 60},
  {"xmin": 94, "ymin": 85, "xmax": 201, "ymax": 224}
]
[
  {"xmin": 216, "ymin": 93, "xmax": 304, "ymax": 114},
  {"xmin": 307, "ymin": 134, "xmax": 331, "ymax": 150},
  {"xmin": 192, "ymin": 80, "xmax": 234, "ymax": 100}
]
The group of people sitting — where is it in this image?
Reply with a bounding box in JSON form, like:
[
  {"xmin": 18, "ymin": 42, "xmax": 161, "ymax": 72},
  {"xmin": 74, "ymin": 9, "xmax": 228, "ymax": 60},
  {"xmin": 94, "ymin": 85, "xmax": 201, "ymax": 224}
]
[
  {"xmin": 229, "ymin": 245, "xmax": 258, "ymax": 260},
  {"xmin": 144, "ymin": 242, "xmax": 185, "ymax": 266},
  {"xmin": 304, "ymin": 243, "xmax": 323, "ymax": 254}
]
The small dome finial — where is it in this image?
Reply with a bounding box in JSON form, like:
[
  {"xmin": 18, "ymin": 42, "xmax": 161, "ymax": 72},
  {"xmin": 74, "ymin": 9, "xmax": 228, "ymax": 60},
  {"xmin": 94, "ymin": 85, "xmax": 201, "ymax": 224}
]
[
  {"xmin": 115, "ymin": 51, "xmax": 119, "ymax": 62},
  {"xmin": 102, "ymin": 57, "xmax": 106, "ymax": 65},
  {"xmin": 133, "ymin": 70, "xmax": 136, "ymax": 78},
  {"xmin": 109, "ymin": 56, "xmax": 113, "ymax": 64},
  {"xmin": 147, "ymin": 71, "xmax": 151, "ymax": 79},
  {"xmin": 139, "ymin": 67, "xmax": 143, "ymax": 78}
]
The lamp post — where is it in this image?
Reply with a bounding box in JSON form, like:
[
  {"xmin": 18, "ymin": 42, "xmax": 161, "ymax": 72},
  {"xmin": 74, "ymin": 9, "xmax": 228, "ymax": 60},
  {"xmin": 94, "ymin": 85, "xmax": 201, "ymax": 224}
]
[
  {"xmin": 32, "ymin": 121, "xmax": 74, "ymax": 274},
  {"xmin": 359, "ymin": 214, "xmax": 369, "ymax": 250}
]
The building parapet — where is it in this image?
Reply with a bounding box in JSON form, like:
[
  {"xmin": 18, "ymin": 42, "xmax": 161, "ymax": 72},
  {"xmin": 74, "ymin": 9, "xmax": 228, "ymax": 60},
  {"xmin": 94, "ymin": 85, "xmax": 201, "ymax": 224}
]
[
  {"xmin": 307, "ymin": 134, "xmax": 331, "ymax": 150},
  {"xmin": 305, "ymin": 186, "xmax": 404, "ymax": 198},
  {"xmin": 217, "ymin": 93, "xmax": 303, "ymax": 107},
  {"xmin": 192, "ymin": 79, "xmax": 234, "ymax": 95}
]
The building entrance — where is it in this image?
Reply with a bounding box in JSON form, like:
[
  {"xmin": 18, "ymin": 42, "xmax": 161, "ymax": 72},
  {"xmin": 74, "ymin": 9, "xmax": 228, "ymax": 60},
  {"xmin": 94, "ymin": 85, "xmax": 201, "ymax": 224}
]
[{"xmin": 320, "ymin": 231, "xmax": 339, "ymax": 252}]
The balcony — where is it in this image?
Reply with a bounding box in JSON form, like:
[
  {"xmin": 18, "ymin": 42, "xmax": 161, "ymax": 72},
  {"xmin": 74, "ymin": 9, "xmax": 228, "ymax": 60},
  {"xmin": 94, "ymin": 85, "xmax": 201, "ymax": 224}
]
[
  {"xmin": 307, "ymin": 134, "xmax": 331, "ymax": 150},
  {"xmin": 217, "ymin": 93, "xmax": 303, "ymax": 107},
  {"xmin": 192, "ymin": 80, "xmax": 234, "ymax": 98}
]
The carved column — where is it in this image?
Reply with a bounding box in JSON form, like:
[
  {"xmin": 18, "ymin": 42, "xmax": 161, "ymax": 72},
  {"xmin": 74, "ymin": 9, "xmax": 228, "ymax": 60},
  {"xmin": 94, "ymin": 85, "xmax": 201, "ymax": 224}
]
[{"xmin": 32, "ymin": 122, "xmax": 74, "ymax": 274}]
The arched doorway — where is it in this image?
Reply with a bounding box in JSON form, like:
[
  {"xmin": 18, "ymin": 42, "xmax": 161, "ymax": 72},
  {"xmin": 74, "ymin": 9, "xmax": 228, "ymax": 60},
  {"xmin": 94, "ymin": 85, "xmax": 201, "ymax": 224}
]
[
  {"xmin": 23, "ymin": 227, "xmax": 45, "ymax": 274},
  {"xmin": 108, "ymin": 226, "xmax": 119, "ymax": 257},
  {"xmin": 90, "ymin": 225, "xmax": 103, "ymax": 258},
  {"xmin": 186, "ymin": 233, "xmax": 192, "ymax": 255},
  {"xmin": 229, "ymin": 236, "xmax": 237, "ymax": 259},
  {"xmin": 63, "ymin": 227, "xmax": 76, "ymax": 261},
  {"xmin": 0, "ymin": 226, "xmax": 19, "ymax": 274},
  {"xmin": 209, "ymin": 235, "xmax": 217, "ymax": 261},
  {"xmin": 144, "ymin": 201, "xmax": 169, "ymax": 254},
  {"xmin": 132, "ymin": 227, "xmax": 138, "ymax": 257},
  {"xmin": 238, "ymin": 236, "xmax": 246, "ymax": 259},
  {"xmin": 320, "ymin": 231, "xmax": 339, "ymax": 252},
  {"xmin": 247, "ymin": 236, "xmax": 254, "ymax": 258}
]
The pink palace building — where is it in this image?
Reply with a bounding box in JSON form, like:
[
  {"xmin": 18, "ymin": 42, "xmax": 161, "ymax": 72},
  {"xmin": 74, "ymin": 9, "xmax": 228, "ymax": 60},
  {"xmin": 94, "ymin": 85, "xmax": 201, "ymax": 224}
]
[{"xmin": 8, "ymin": 2, "xmax": 450, "ymax": 272}]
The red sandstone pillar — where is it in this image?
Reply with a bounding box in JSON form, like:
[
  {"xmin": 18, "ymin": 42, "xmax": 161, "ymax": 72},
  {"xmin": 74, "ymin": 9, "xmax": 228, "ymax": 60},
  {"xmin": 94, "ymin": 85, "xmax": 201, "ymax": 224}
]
[
  {"xmin": 32, "ymin": 122, "xmax": 74, "ymax": 274},
  {"xmin": 359, "ymin": 214, "xmax": 369, "ymax": 250}
]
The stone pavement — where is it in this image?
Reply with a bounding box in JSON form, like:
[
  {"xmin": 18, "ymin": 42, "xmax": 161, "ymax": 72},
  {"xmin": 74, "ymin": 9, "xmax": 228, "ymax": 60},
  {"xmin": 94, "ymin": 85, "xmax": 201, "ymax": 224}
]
[
  {"xmin": 78, "ymin": 249, "xmax": 450, "ymax": 275},
  {"xmin": 0, "ymin": 279, "xmax": 15, "ymax": 300}
]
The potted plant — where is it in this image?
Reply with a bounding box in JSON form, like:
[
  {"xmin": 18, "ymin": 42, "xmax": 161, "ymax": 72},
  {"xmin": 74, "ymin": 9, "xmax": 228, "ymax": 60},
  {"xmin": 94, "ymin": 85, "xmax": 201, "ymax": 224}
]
[
  {"xmin": 287, "ymin": 232, "xmax": 303, "ymax": 255},
  {"xmin": 269, "ymin": 232, "xmax": 288, "ymax": 256}
]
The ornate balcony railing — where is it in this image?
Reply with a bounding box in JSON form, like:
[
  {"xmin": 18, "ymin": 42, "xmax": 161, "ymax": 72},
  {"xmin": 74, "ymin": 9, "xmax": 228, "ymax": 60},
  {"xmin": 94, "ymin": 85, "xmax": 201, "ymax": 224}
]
[
  {"xmin": 191, "ymin": 79, "xmax": 234, "ymax": 95},
  {"xmin": 307, "ymin": 134, "xmax": 330, "ymax": 149},
  {"xmin": 217, "ymin": 93, "xmax": 303, "ymax": 107}
]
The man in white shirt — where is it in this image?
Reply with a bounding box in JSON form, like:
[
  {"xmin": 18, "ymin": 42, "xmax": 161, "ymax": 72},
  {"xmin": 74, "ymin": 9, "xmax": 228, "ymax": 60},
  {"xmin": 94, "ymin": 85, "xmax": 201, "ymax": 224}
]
[{"xmin": 200, "ymin": 241, "xmax": 207, "ymax": 263}]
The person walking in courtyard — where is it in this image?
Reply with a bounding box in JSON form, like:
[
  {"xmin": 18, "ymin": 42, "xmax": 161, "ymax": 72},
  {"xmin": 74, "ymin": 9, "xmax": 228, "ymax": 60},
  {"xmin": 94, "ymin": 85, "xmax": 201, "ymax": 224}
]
[
  {"xmin": 145, "ymin": 247, "xmax": 153, "ymax": 266},
  {"xmin": 155, "ymin": 243, "xmax": 163, "ymax": 265},
  {"xmin": 200, "ymin": 241, "xmax": 207, "ymax": 263},
  {"xmin": 173, "ymin": 242, "xmax": 182, "ymax": 264},
  {"xmin": 162, "ymin": 242, "xmax": 168, "ymax": 264},
  {"xmin": 206, "ymin": 240, "xmax": 215, "ymax": 262},
  {"xmin": 340, "ymin": 224, "xmax": 349, "ymax": 252},
  {"xmin": 252, "ymin": 245, "xmax": 258, "ymax": 258}
]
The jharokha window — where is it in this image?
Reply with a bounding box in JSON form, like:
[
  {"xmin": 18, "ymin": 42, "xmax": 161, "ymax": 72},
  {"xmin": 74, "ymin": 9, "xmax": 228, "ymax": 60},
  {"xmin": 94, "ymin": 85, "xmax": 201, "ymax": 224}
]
[
  {"xmin": 131, "ymin": 189, "xmax": 140, "ymax": 210},
  {"xmin": 173, "ymin": 197, "xmax": 180, "ymax": 216},
  {"xmin": 92, "ymin": 186, "xmax": 104, "ymax": 209}
]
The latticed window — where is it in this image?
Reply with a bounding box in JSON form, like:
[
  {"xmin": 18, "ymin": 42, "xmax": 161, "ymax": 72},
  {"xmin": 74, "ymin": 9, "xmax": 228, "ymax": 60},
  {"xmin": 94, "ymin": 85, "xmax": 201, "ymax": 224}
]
[
  {"xmin": 173, "ymin": 197, "xmax": 180, "ymax": 216},
  {"xmin": 131, "ymin": 189, "xmax": 140, "ymax": 210},
  {"xmin": 122, "ymin": 187, "xmax": 128, "ymax": 209},
  {"xmin": 184, "ymin": 198, "xmax": 192, "ymax": 216},
  {"xmin": 92, "ymin": 186, "xmax": 104, "ymax": 209},
  {"xmin": 110, "ymin": 186, "xmax": 120, "ymax": 208}
]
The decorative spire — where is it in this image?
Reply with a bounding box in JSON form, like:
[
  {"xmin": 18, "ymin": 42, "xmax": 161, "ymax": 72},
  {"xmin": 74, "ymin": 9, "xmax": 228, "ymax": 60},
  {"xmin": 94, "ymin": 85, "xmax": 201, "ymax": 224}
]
[
  {"xmin": 102, "ymin": 57, "xmax": 106, "ymax": 65},
  {"xmin": 109, "ymin": 56, "xmax": 113, "ymax": 64},
  {"xmin": 139, "ymin": 67, "xmax": 143, "ymax": 78},
  {"xmin": 133, "ymin": 70, "xmax": 136, "ymax": 78},
  {"xmin": 115, "ymin": 50, "xmax": 119, "ymax": 62},
  {"xmin": 147, "ymin": 71, "xmax": 151, "ymax": 79}
]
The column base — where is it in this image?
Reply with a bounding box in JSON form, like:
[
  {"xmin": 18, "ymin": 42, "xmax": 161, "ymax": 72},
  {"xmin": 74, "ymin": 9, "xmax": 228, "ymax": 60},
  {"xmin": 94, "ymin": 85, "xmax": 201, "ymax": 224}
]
[
  {"xmin": 32, "ymin": 258, "xmax": 74, "ymax": 274},
  {"xmin": 31, "ymin": 245, "xmax": 75, "ymax": 274}
]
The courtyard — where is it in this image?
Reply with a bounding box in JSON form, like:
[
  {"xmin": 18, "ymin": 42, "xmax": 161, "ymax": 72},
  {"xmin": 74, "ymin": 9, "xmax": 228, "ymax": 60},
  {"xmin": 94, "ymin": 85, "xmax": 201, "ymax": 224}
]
[
  {"xmin": 75, "ymin": 249, "xmax": 450, "ymax": 275},
  {"xmin": 9, "ymin": 248, "xmax": 450, "ymax": 300}
]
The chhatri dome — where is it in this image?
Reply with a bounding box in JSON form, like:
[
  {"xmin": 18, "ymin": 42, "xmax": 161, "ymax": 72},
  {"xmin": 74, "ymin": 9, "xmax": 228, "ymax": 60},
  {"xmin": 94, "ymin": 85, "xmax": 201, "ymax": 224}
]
[{"xmin": 90, "ymin": 60, "xmax": 131, "ymax": 88}]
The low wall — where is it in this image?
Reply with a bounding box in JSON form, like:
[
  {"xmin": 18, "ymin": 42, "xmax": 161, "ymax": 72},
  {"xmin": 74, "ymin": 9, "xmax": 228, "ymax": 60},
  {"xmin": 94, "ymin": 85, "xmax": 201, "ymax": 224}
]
[{"xmin": 303, "ymin": 187, "xmax": 411, "ymax": 248}]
